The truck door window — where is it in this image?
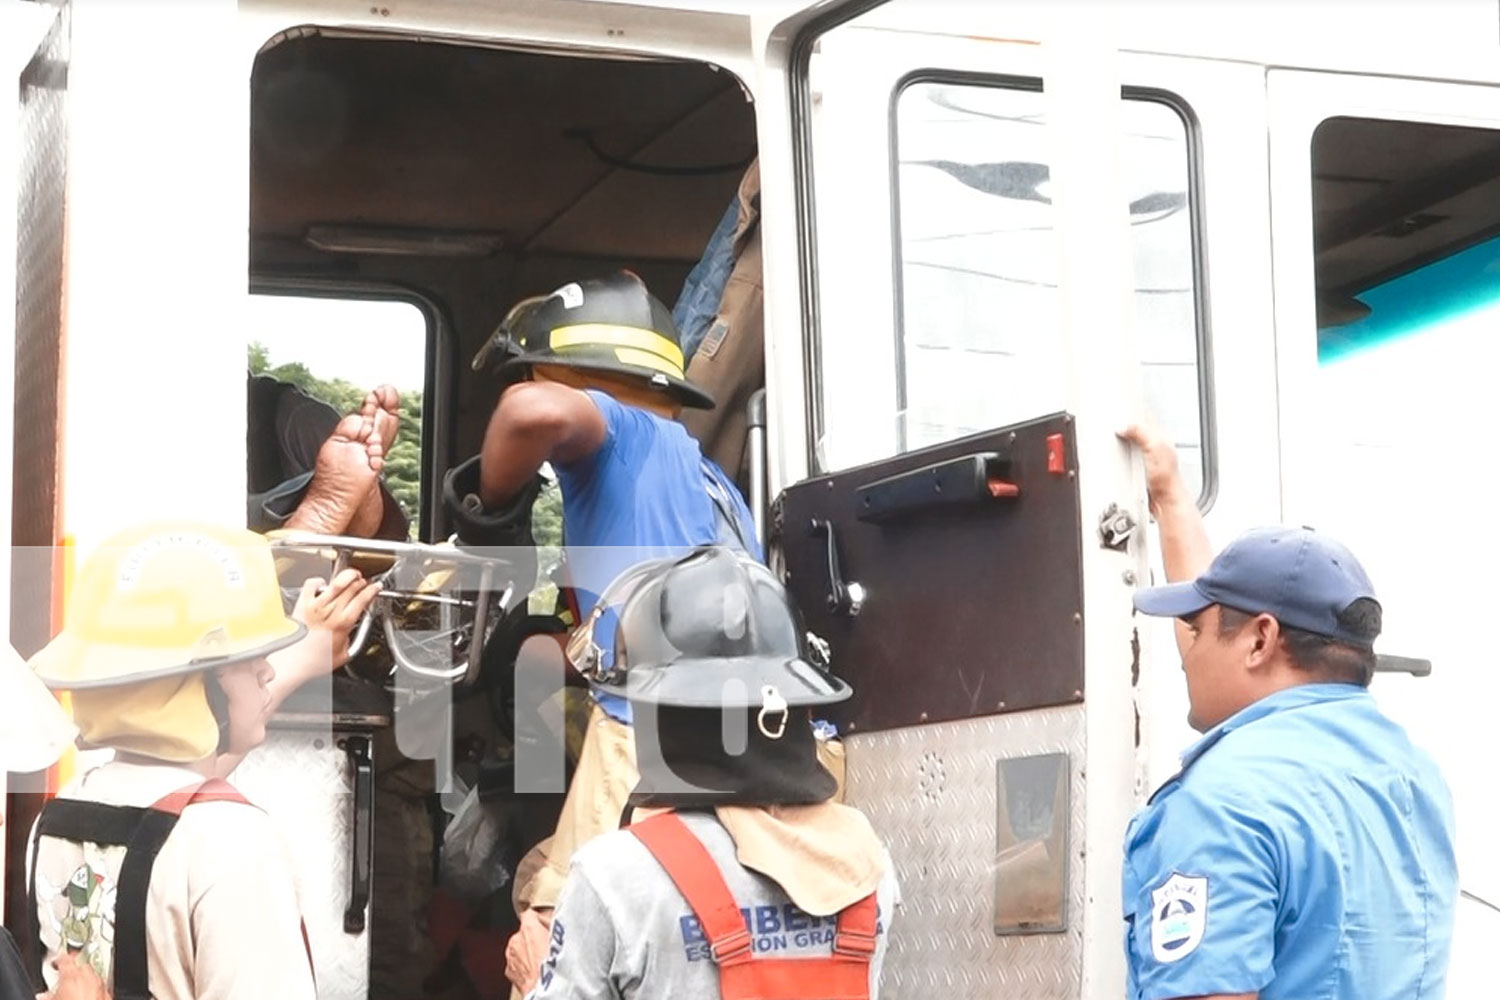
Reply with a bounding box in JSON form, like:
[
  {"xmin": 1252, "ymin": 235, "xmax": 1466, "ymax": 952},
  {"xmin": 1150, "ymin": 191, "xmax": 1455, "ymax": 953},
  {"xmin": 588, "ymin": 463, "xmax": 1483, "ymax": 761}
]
[
  {"xmin": 1306, "ymin": 114, "xmax": 1500, "ymax": 653},
  {"xmin": 806, "ymin": 65, "xmax": 1207, "ymax": 504},
  {"xmin": 246, "ymin": 293, "xmax": 428, "ymax": 537},
  {"xmin": 890, "ymin": 80, "xmax": 1206, "ymax": 496}
]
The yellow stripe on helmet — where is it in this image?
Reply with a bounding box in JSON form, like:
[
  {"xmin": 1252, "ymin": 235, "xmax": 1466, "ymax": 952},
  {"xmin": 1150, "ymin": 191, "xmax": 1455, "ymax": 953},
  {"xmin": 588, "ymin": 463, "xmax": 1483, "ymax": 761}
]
[
  {"xmin": 551, "ymin": 324, "xmax": 685, "ymax": 377},
  {"xmin": 611, "ymin": 347, "xmax": 682, "ymax": 378}
]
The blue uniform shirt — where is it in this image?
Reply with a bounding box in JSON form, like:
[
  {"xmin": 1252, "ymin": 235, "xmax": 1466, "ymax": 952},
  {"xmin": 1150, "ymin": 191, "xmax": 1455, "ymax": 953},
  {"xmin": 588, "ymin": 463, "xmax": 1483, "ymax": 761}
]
[
  {"xmin": 1123, "ymin": 683, "xmax": 1456, "ymax": 1000},
  {"xmin": 555, "ymin": 390, "xmax": 760, "ymax": 723}
]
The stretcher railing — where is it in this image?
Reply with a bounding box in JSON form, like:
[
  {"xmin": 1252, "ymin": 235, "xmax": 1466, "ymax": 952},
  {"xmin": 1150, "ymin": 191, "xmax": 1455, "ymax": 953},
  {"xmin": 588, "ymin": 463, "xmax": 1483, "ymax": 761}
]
[{"xmin": 269, "ymin": 532, "xmax": 522, "ymax": 685}]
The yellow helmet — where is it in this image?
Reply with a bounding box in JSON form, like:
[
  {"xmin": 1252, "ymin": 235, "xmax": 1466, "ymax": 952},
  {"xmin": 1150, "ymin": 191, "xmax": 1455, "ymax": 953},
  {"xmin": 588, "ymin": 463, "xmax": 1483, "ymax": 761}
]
[{"xmin": 31, "ymin": 521, "xmax": 306, "ymax": 691}]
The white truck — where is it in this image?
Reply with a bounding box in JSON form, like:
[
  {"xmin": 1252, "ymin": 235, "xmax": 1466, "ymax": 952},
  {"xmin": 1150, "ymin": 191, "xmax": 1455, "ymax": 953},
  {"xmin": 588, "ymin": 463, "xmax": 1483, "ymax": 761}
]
[{"xmin": 1, "ymin": 0, "xmax": 1495, "ymax": 996}]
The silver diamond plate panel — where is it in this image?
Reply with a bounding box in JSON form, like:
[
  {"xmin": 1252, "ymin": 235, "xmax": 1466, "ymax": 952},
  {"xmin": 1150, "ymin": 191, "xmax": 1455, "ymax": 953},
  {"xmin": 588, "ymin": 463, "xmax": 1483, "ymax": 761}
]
[
  {"xmin": 232, "ymin": 729, "xmax": 371, "ymax": 1000},
  {"xmin": 845, "ymin": 706, "xmax": 1086, "ymax": 1000},
  {"xmin": 10, "ymin": 3, "xmax": 68, "ymax": 657}
]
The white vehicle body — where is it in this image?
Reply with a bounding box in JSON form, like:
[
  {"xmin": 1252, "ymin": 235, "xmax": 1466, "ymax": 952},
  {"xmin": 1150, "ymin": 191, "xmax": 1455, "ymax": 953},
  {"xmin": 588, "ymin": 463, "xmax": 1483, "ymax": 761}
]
[{"xmin": 3, "ymin": 0, "xmax": 1494, "ymax": 996}]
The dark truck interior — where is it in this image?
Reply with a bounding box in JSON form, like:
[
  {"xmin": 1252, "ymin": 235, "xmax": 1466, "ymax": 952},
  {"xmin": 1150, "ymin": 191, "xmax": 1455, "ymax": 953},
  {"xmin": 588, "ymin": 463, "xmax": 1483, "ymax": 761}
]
[
  {"xmin": 250, "ymin": 28, "xmax": 757, "ymax": 503},
  {"xmin": 248, "ymin": 28, "xmax": 757, "ymax": 999},
  {"xmin": 1312, "ymin": 116, "xmax": 1500, "ymax": 357}
]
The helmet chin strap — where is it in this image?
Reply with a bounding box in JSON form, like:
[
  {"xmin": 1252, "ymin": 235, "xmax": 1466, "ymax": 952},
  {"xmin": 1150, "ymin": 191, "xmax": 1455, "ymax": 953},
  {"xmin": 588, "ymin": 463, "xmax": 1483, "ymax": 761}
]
[{"xmin": 757, "ymin": 685, "xmax": 789, "ymax": 740}]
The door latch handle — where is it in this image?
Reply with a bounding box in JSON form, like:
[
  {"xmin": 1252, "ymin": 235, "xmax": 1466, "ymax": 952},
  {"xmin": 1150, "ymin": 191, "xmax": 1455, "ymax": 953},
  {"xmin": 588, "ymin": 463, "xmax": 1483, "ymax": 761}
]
[
  {"xmin": 1374, "ymin": 654, "xmax": 1432, "ymax": 677},
  {"xmin": 809, "ymin": 519, "xmax": 864, "ymax": 616},
  {"xmin": 340, "ymin": 734, "xmax": 373, "ymax": 933},
  {"xmin": 1099, "ymin": 503, "xmax": 1138, "ymax": 551}
]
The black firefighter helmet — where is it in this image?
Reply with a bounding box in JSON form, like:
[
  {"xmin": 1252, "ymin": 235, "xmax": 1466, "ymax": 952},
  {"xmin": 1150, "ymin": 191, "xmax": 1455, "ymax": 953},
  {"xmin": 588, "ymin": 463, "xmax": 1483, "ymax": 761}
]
[
  {"xmin": 569, "ymin": 547, "xmax": 851, "ymax": 726},
  {"xmin": 472, "ymin": 271, "xmax": 715, "ymax": 410}
]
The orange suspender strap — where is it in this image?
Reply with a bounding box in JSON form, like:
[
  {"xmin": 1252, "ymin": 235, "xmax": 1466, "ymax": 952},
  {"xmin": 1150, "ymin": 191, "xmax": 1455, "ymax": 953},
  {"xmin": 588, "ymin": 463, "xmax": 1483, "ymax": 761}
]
[
  {"xmin": 629, "ymin": 812, "xmax": 877, "ymax": 1000},
  {"xmin": 832, "ymin": 895, "xmax": 879, "ymax": 962},
  {"xmin": 715, "ymin": 898, "xmax": 877, "ymax": 1000},
  {"xmin": 720, "ymin": 954, "xmax": 872, "ymax": 1000},
  {"xmin": 149, "ymin": 780, "xmax": 318, "ymax": 987},
  {"xmin": 149, "ymin": 778, "xmax": 251, "ymax": 816},
  {"xmin": 630, "ymin": 813, "xmax": 755, "ymax": 967}
]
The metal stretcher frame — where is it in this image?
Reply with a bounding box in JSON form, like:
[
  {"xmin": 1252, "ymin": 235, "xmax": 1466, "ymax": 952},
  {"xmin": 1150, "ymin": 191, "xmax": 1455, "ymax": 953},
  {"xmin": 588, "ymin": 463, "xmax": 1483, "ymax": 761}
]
[{"xmin": 269, "ymin": 531, "xmax": 520, "ymax": 685}]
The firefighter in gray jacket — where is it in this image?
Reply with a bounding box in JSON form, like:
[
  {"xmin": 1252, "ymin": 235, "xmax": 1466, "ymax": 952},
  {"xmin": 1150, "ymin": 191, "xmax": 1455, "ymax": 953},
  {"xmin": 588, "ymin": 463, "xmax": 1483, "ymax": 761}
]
[{"xmin": 505, "ymin": 547, "xmax": 899, "ymax": 1000}]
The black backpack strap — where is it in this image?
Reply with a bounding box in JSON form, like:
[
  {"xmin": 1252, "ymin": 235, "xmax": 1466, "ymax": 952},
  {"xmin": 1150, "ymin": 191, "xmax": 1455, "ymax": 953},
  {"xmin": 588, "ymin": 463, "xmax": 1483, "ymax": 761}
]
[
  {"xmin": 111, "ymin": 809, "xmax": 185, "ymax": 1000},
  {"xmin": 29, "ymin": 800, "xmax": 151, "ymax": 990}
]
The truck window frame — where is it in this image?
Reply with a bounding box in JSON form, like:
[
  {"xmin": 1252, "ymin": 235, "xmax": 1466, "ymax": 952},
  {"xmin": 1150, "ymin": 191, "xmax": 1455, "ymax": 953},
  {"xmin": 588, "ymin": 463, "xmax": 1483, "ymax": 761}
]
[
  {"xmin": 247, "ymin": 279, "xmax": 449, "ymax": 540},
  {"xmin": 791, "ymin": 15, "xmax": 1217, "ymax": 510}
]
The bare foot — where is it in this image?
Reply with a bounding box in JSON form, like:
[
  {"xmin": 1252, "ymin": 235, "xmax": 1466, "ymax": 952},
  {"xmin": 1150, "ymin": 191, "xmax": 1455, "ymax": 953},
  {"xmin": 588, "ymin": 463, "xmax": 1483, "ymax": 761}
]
[
  {"xmin": 285, "ymin": 413, "xmax": 383, "ymax": 536},
  {"xmin": 339, "ymin": 385, "xmax": 401, "ymax": 537},
  {"xmin": 363, "ymin": 385, "xmax": 400, "ymax": 454}
]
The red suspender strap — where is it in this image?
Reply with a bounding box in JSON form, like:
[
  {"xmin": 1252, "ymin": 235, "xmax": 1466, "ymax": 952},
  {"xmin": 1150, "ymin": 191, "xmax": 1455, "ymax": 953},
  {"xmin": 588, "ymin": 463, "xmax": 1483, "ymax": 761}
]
[
  {"xmin": 149, "ymin": 778, "xmax": 251, "ymax": 815},
  {"xmin": 629, "ymin": 813, "xmax": 755, "ymax": 967}
]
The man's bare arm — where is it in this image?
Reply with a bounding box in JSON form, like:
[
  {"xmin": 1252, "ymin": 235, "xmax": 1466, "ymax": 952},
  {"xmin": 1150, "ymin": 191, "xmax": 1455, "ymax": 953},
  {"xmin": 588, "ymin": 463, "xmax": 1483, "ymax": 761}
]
[
  {"xmin": 1119, "ymin": 424, "xmax": 1212, "ymax": 657},
  {"xmin": 479, "ymin": 381, "xmax": 607, "ymax": 507}
]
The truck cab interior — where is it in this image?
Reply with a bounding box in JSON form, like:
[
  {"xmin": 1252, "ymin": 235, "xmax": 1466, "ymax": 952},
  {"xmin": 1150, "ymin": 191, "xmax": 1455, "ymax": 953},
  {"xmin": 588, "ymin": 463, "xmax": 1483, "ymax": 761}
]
[
  {"xmin": 250, "ymin": 27, "xmax": 757, "ymax": 521},
  {"xmin": 248, "ymin": 27, "xmax": 758, "ymax": 999}
]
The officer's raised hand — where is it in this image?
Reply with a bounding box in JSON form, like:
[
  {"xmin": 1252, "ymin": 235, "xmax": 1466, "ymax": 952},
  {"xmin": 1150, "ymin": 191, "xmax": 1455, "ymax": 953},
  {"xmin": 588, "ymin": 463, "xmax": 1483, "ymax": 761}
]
[{"xmin": 1117, "ymin": 423, "xmax": 1191, "ymax": 517}]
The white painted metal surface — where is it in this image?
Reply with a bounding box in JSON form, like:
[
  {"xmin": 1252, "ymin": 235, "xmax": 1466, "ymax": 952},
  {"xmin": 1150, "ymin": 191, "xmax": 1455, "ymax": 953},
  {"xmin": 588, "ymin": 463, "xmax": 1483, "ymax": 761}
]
[
  {"xmin": 10, "ymin": 0, "xmax": 1496, "ymax": 994},
  {"xmin": 63, "ymin": 0, "xmax": 248, "ymax": 556},
  {"xmin": 1039, "ymin": 10, "xmax": 1142, "ymax": 994}
]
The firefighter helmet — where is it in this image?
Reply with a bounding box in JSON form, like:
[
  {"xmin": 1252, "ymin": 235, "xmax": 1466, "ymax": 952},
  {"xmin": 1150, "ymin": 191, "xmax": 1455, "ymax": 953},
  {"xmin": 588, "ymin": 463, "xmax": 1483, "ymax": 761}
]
[
  {"xmin": 471, "ymin": 271, "xmax": 715, "ymax": 410},
  {"xmin": 571, "ymin": 547, "xmax": 851, "ymax": 715},
  {"xmin": 0, "ymin": 643, "xmax": 76, "ymax": 773},
  {"xmin": 31, "ymin": 522, "xmax": 306, "ymax": 691}
]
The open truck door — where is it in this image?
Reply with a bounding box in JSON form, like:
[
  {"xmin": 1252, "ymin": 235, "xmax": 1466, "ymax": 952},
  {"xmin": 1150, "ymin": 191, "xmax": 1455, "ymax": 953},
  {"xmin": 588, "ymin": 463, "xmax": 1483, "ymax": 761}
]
[
  {"xmin": 750, "ymin": 2, "xmax": 1216, "ymax": 995},
  {"xmin": 747, "ymin": 3, "xmax": 1266, "ymax": 995}
]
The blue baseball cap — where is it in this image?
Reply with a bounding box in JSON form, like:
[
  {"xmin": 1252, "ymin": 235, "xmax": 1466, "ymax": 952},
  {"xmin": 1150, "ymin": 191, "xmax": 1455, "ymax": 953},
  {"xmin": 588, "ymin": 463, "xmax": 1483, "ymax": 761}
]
[{"xmin": 1133, "ymin": 526, "xmax": 1381, "ymax": 646}]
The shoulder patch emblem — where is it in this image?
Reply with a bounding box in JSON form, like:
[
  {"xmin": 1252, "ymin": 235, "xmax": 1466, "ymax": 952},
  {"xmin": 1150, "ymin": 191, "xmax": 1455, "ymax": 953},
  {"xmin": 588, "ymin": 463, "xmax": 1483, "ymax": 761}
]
[
  {"xmin": 697, "ymin": 318, "xmax": 730, "ymax": 360},
  {"xmin": 1150, "ymin": 872, "xmax": 1207, "ymax": 963}
]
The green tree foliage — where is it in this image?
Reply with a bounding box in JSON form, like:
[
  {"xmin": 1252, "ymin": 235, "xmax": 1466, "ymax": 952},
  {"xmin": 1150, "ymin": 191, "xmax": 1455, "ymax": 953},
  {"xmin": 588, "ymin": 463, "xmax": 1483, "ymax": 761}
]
[{"xmin": 249, "ymin": 342, "xmax": 423, "ymax": 535}]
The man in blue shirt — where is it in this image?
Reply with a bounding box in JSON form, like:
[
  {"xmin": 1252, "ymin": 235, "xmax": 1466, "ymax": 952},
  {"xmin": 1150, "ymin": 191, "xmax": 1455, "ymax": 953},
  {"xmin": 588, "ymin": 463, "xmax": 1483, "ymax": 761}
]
[
  {"xmin": 453, "ymin": 271, "xmax": 762, "ymax": 992},
  {"xmin": 1119, "ymin": 425, "xmax": 1456, "ymax": 1000}
]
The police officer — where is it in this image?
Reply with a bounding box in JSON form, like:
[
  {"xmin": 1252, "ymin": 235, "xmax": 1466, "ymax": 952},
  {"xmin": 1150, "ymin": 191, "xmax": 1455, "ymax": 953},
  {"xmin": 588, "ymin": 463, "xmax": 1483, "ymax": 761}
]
[
  {"xmin": 0, "ymin": 645, "xmax": 108, "ymax": 1000},
  {"xmin": 506, "ymin": 547, "xmax": 898, "ymax": 1000},
  {"xmin": 27, "ymin": 522, "xmax": 319, "ymax": 1000},
  {"xmin": 1119, "ymin": 425, "xmax": 1457, "ymax": 999}
]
